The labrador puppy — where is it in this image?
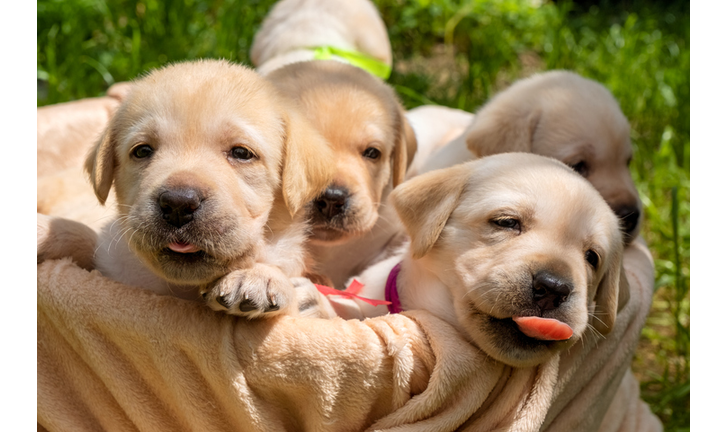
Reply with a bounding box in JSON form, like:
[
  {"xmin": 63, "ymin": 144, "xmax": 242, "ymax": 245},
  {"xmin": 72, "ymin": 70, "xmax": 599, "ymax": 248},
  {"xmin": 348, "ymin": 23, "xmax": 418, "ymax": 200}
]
[
  {"xmin": 250, "ymin": 0, "xmax": 392, "ymax": 77},
  {"xmin": 250, "ymin": 0, "xmax": 417, "ymax": 289},
  {"xmin": 417, "ymin": 70, "xmax": 642, "ymax": 243},
  {"xmin": 328, "ymin": 153, "xmax": 627, "ymax": 367},
  {"xmin": 76, "ymin": 59, "xmax": 334, "ymax": 318},
  {"xmin": 265, "ymin": 60, "xmax": 417, "ymax": 289}
]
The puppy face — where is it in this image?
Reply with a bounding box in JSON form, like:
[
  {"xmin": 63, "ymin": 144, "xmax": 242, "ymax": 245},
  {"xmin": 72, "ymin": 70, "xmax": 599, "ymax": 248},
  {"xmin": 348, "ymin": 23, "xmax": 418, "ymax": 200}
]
[
  {"xmin": 267, "ymin": 61, "xmax": 417, "ymax": 244},
  {"xmin": 465, "ymin": 71, "xmax": 642, "ymax": 242},
  {"xmin": 393, "ymin": 153, "xmax": 625, "ymax": 367},
  {"xmin": 86, "ymin": 60, "xmax": 333, "ymax": 285}
]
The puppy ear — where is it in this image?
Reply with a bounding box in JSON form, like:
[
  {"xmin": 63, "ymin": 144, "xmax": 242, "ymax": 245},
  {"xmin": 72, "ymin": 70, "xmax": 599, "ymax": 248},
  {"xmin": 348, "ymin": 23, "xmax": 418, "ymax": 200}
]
[
  {"xmin": 281, "ymin": 110, "xmax": 335, "ymax": 216},
  {"xmin": 465, "ymin": 103, "xmax": 540, "ymax": 157},
  {"xmin": 591, "ymin": 251, "xmax": 627, "ymax": 336},
  {"xmin": 391, "ymin": 162, "xmax": 471, "ymax": 259},
  {"xmin": 84, "ymin": 126, "xmax": 116, "ymax": 205},
  {"xmin": 391, "ymin": 109, "xmax": 418, "ymax": 188}
]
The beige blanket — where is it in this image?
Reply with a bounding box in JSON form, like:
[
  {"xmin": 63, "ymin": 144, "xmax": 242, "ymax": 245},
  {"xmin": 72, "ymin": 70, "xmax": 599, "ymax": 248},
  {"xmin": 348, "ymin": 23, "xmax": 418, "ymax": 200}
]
[{"xmin": 37, "ymin": 239, "xmax": 661, "ymax": 431}]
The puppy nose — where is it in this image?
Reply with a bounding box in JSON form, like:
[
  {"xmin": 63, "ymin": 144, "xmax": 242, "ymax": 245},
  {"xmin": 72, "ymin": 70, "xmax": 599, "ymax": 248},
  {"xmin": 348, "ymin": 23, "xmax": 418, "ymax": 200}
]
[
  {"xmin": 314, "ymin": 187, "xmax": 348, "ymax": 219},
  {"xmin": 532, "ymin": 271, "xmax": 573, "ymax": 311},
  {"xmin": 158, "ymin": 188, "xmax": 201, "ymax": 228},
  {"xmin": 614, "ymin": 205, "xmax": 640, "ymax": 236}
]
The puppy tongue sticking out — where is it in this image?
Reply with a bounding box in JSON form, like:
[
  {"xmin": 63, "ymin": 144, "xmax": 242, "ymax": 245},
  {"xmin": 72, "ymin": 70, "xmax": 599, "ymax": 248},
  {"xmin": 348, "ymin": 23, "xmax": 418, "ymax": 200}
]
[
  {"xmin": 168, "ymin": 242, "xmax": 201, "ymax": 253},
  {"xmin": 513, "ymin": 316, "xmax": 573, "ymax": 341}
]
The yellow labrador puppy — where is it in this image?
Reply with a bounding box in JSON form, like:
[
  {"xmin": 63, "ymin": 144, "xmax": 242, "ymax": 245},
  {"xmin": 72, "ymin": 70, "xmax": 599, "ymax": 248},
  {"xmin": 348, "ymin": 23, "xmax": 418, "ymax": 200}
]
[
  {"xmin": 250, "ymin": 0, "xmax": 417, "ymax": 288},
  {"xmin": 414, "ymin": 70, "xmax": 642, "ymax": 242},
  {"xmin": 56, "ymin": 59, "xmax": 334, "ymax": 318},
  {"xmin": 266, "ymin": 61, "xmax": 417, "ymax": 288},
  {"xmin": 328, "ymin": 153, "xmax": 627, "ymax": 367},
  {"xmin": 250, "ymin": 0, "xmax": 392, "ymax": 77}
]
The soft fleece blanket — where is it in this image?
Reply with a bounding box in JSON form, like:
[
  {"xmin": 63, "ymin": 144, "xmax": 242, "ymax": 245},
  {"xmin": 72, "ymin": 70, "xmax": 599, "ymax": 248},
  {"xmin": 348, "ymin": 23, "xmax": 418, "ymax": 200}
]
[{"xmin": 37, "ymin": 239, "xmax": 661, "ymax": 432}]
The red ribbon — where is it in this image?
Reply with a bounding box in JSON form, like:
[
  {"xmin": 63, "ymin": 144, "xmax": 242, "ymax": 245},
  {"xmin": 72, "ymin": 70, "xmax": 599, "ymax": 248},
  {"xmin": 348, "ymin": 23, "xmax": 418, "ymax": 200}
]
[{"xmin": 315, "ymin": 279, "xmax": 392, "ymax": 307}]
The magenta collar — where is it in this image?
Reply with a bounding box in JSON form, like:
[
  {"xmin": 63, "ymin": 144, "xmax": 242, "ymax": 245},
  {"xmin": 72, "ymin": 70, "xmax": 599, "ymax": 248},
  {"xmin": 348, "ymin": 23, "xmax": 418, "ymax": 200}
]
[{"xmin": 385, "ymin": 263, "xmax": 403, "ymax": 314}]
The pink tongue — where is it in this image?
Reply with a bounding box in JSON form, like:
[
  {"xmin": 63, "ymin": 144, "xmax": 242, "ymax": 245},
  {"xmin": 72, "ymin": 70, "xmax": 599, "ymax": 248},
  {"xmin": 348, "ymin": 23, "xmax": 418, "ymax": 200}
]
[
  {"xmin": 512, "ymin": 316, "xmax": 573, "ymax": 341},
  {"xmin": 168, "ymin": 242, "xmax": 201, "ymax": 253}
]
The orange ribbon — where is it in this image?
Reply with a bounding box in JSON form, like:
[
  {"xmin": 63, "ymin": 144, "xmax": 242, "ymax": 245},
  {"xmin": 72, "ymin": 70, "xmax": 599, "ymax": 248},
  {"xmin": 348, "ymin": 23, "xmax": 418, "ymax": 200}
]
[{"xmin": 315, "ymin": 279, "xmax": 392, "ymax": 307}]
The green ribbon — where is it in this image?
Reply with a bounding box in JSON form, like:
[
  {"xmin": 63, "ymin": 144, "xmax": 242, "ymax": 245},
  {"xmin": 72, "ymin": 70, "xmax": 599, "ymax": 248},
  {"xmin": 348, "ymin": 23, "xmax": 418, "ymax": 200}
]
[{"xmin": 312, "ymin": 46, "xmax": 392, "ymax": 80}]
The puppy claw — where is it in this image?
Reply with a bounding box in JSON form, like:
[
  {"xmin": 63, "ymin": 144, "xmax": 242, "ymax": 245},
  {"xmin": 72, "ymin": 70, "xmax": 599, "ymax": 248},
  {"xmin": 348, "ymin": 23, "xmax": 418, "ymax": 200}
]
[
  {"xmin": 238, "ymin": 298, "xmax": 257, "ymax": 313},
  {"xmin": 216, "ymin": 295, "xmax": 234, "ymax": 309}
]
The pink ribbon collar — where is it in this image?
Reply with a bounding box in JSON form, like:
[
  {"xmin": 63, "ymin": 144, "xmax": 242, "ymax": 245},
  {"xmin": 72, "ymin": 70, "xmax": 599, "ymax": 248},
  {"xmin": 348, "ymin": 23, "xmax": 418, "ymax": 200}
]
[{"xmin": 385, "ymin": 263, "xmax": 403, "ymax": 314}]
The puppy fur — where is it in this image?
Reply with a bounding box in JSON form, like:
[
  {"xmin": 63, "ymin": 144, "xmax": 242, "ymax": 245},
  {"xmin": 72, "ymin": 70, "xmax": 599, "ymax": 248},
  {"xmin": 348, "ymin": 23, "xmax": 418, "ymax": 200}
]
[
  {"xmin": 346, "ymin": 153, "xmax": 627, "ymax": 367},
  {"xmin": 266, "ymin": 60, "xmax": 417, "ymax": 289},
  {"xmin": 419, "ymin": 70, "xmax": 642, "ymax": 242},
  {"xmin": 83, "ymin": 59, "xmax": 334, "ymax": 317},
  {"xmin": 250, "ymin": 0, "xmax": 392, "ymax": 77}
]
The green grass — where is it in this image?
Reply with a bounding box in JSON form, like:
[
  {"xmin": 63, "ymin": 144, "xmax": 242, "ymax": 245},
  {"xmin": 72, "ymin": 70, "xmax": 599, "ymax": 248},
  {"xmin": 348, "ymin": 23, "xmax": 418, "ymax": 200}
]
[{"xmin": 37, "ymin": 0, "xmax": 690, "ymax": 429}]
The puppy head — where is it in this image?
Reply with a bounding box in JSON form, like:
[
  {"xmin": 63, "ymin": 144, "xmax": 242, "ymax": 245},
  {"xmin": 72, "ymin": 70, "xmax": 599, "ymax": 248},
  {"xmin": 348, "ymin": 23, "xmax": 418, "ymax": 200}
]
[
  {"xmin": 464, "ymin": 70, "xmax": 642, "ymax": 243},
  {"xmin": 85, "ymin": 60, "xmax": 332, "ymax": 285},
  {"xmin": 392, "ymin": 153, "xmax": 625, "ymax": 367},
  {"xmin": 268, "ymin": 60, "xmax": 417, "ymax": 244}
]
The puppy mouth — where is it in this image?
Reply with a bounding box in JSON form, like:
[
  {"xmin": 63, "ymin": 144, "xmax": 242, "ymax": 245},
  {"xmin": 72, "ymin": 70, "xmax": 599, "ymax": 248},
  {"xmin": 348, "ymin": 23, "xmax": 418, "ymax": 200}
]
[
  {"xmin": 310, "ymin": 225, "xmax": 359, "ymax": 243},
  {"xmin": 167, "ymin": 241, "xmax": 202, "ymax": 254},
  {"xmin": 160, "ymin": 242, "xmax": 208, "ymax": 263},
  {"xmin": 486, "ymin": 316, "xmax": 564, "ymax": 348},
  {"xmin": 511, "ymin": 316, "xmax": 573, "ymax": 341}
]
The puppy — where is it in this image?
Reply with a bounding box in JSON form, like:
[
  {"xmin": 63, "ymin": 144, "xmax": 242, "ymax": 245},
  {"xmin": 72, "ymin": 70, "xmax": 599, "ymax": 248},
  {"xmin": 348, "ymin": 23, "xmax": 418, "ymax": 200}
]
[
  {"xmin": 250, "ymin": 0, "xmax": 417, "ymax": 289},
  {"xmin": 250, "ymin": 0, "xmax": 392, "ymax": 78},
  {"xmin": 417, "ymin": 70, "xmax": 642, "ymax": 242},
  {"xmin": 264, "ymin": 61, "xmax": 417, "ymax": 288},
  {"xmin": 77, "ymin": 59, "xmax": 334, "ymax": 317},
  {"xmin": 329, "ymin": 153, "xmax": 627, "ymax": 367}
]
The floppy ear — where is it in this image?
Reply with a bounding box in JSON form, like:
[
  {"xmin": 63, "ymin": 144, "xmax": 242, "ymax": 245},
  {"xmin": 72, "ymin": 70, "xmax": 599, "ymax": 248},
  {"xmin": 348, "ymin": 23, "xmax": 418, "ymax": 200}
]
[
  {"xmin": 84, "ymin": 126, "xmax": 117, "ymax": 205},
  {"xmin": 391, "ymin": 108, "xmax": 418, "ymax": 188},
  {"xmin": 591, "ymin": 251, "xmax": 627, "ymax": 335},
  {"xmin": 465, "ymin": 102, "xmax": 541, "ymax": 157},
  {"xmin": 390, "ymin": 162, "xmax": 471, "ymax": 259},
  {"xmin": 281, "ymin": 110, "xmax": 335, "ymax": 216}
]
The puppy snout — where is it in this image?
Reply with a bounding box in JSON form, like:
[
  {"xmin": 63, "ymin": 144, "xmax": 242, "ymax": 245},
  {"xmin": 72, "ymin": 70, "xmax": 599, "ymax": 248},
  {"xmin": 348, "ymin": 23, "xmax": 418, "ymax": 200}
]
[
  {"xmin": 158, "ymin": 188, "xmax": 202, "ymax": 228},
  {"xmin": 532, "ymin": 271, "xmax": 573, "ymax": 312},
  {"xmin": 613, "ymin": 204, "xmax": 640, "ymax": 236},
  {"xmin": 314, "ymin": 187, "xmax": 349, "ymax": 219}
]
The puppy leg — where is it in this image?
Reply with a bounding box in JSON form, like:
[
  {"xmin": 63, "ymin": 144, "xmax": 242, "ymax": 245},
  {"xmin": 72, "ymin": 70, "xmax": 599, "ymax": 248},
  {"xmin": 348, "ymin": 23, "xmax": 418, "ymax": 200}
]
[
  {"xmin": 200, "ymin": 263, "xmax": 298, "ymax": 319},
  {"xmin": 37, "ymin": 213, "xmax": 97, "ymax": 271},
  {"xmin": 291, "ymin": 277, "xmax": 338, "ymax": 319}
]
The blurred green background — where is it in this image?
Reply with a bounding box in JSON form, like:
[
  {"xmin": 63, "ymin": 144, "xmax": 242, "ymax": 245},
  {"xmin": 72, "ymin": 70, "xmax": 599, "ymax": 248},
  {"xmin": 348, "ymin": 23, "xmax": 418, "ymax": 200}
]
[{"xmin": 37, "ymin": 0, "xmax": 690, "ymax": 429}]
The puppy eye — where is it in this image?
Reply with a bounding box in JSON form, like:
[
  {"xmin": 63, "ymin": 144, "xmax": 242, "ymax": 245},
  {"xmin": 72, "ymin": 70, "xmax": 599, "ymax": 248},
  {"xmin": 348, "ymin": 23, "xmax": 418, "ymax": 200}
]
[
  {"xmin": 131, "ymin": 144, "xmax": 154, "ymax": 159},
  {"xmin": 230, "ymin": 146, "xmax": 256, "ymax": 161},
  {"xmin": 569, "ymin": 161, "xmax": 589, "ymax": 177},
  {"xmin": 362, "ymin": 147, "xmax": 381, "ymax": 160},
  {"xmin": 626, "ymin": 156, "xmax": 632, "ymax": 167},
  {"xmin": 492, "ymin": 217, "xmax": 521, "ymax": 231},
  {"xmin": 585, "ymin": 250, "xmax": 600, "ymax": 269}
]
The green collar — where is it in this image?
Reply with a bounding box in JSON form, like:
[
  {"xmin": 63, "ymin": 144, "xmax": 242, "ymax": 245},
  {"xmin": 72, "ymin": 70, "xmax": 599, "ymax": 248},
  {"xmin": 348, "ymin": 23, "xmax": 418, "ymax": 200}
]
[{"xmin": 311, "ymin": 46, "xmax": 391, "ymax": 80}]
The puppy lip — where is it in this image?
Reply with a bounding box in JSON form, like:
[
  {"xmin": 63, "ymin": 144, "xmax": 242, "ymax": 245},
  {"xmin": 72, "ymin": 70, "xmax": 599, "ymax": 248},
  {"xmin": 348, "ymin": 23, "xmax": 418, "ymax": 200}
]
[
  {"xmin": 159, "ymin": 247, "xmax": 208, "ymax": 262},
  {"xmin": 167, "ymin": 242, "xmax": 201, "ymax": 253}
]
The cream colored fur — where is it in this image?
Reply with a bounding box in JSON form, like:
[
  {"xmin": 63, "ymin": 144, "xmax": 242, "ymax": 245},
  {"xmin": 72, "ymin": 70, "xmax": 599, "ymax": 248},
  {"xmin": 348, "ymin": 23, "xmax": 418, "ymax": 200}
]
[
  {"xmin": 330, "ymin": 154, "xmax": 626, "ymax": 368},
  {"xmin": 250, "ymin": 0, "xmax": 392, "ymax": 76},
  {"xmin": 36, "ymin": 237, "xmax": 661, "ymax": 431},
  {"xmin": 416, "ymin": 70, "xmax": 643, "ymax": 242},
  {"xmin": 40, "ymin": 59, "xmax": 336, "ymax": 318},
  {"xmin": 250, "ymin": 0, "xmax": 417, "ymax": 289}
]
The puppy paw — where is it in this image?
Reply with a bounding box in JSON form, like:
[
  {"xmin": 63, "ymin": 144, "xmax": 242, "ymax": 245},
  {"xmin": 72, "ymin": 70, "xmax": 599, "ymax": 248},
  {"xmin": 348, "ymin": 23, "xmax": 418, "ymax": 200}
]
[
  {"xmin": 291, "ymin": 277, "xmax": 338, "ymax": 319},
  {"xmin": 201, "ymin": 264, "xmax": 296, "ymax": 318}
]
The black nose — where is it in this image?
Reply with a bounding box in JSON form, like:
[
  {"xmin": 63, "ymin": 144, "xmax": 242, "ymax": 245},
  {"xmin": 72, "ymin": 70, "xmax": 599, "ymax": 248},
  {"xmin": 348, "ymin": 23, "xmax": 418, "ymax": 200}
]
[
  {"xmin": 158, "ymin": 188, "xmax": 201, "ymax": 228},
  {"xmin": 532, "ymin": 271, "xmax": 573, "ymax": 311},
  {"xmin": 614, "ymin": 205, "xmax": 640, "ymax": 236},
  {"xmin": 314, "ymin": 187, "xmax": 348, "ymax": 219}
]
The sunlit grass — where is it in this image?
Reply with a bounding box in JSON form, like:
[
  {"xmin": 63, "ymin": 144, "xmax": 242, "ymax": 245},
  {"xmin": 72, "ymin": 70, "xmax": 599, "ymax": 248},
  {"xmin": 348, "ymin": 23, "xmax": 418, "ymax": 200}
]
[{"xmin": 37, "ymin": 0, "xmax": 689, "ymax": 429}]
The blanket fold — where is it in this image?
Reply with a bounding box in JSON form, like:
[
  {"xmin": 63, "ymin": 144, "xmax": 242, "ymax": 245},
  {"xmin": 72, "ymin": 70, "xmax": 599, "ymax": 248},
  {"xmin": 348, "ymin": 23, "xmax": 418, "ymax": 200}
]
[{"xmin": 37, "ymin": 238, "xmax": 662, "ymax": 431}]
